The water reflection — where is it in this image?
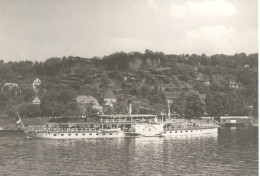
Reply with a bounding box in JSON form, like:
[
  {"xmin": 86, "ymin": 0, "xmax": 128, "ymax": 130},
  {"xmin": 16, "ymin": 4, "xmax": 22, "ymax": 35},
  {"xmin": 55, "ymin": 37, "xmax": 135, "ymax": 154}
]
[{"xmin": 0, "ymin": 127, "xmax": 258, "ymax": 176}]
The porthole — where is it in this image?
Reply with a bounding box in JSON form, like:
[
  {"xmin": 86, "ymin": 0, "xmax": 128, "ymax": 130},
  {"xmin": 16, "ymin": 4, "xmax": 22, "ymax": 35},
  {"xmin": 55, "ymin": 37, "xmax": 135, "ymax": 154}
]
[
  {"xmin": 89, "ymin": 133, "xmax": 92, "ymax": 135},
  {"xmin": 61, "ymin": 134, "xmax": 64, "ymax": 136},
  {"xmin": 82, "ymin": 134, "xmax": 85, "ymax": 136},
  {"xmin": 68, "ymin": 134, "xmax": 71, "ymax": 136},
  {"xmin": 53, "ymin": 134, "xmax": 56, "ymax": 136},
  {"xmin": 109, "ymin": 133, "xmax": 112, "ymax": 135},
  {"xmin": 75, "ymin": 134, "xmax": 78, "ymax": 136}
]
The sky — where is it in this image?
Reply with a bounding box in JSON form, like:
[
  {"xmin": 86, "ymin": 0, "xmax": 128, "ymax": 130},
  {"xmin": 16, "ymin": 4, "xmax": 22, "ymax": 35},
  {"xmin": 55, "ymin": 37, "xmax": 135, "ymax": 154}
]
[{"xmin": 0, "ymin": 0, "xmax": 258, "ymax": 61}]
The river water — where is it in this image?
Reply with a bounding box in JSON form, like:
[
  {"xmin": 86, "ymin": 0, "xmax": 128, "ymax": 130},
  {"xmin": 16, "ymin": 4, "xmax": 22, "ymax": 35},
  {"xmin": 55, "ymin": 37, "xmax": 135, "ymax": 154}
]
[{"xmin": 0, "ymin": 127, "xmax": 258, "ymax": 176}]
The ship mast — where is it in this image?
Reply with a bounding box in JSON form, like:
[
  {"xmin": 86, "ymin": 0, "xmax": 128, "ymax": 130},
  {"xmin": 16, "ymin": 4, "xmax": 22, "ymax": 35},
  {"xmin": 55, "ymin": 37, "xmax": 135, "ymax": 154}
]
[{"xmin": 17, "ymin": 112, "xmax": 27, "ymax": 132}]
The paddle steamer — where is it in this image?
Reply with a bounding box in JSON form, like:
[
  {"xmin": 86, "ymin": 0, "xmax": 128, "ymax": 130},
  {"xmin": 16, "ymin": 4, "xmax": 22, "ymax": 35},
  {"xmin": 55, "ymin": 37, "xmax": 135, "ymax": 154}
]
[
  {"xmin": 24, "ymin": 114, "xmax": 164, "ymax": 139},
  {"xmin": 18, "ymin": 102, "xmax": 219, "ymax": 139}
]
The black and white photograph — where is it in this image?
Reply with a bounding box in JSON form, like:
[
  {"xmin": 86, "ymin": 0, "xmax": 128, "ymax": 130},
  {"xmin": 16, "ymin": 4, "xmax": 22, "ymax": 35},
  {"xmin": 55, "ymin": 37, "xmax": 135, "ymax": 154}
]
[{"xmin": 0, "ymin": 0, "xmax": 258, "ymax": 175}]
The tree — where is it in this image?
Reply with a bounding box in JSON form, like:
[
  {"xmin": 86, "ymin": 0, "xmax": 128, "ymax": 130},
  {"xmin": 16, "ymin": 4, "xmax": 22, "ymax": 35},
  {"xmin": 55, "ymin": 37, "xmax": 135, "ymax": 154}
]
[
  {"xmin": 205, "ymin": 94, "xmax": 225, "ymax": 117},
  {"xmin": 137, "ymin": 84, "xmax": 152, "ymax": 99},
  {"xmin": 63, "ymin": 102, "xmax": 81, "ymax": 116},
  {"xmin": 20, "ymin": 104, "xmax": 42, "ymax": 117},
  {"xmin": 171, "ymin": 97, "xmax": 185, "ymax": 118},
  {"xmin": 44, "ymin": 57, "xmax": 62, "ymax": 76},
  {"xmin": 58, "ymin": 88, "xmax": 77, "ymax": 104},
  {"xmin": 41, "ymin": 102, "xmax": 64, "ymax": 116},
  {"xmin": 184, "ymin": 91, "xmax": 205, "ymax": 119}
]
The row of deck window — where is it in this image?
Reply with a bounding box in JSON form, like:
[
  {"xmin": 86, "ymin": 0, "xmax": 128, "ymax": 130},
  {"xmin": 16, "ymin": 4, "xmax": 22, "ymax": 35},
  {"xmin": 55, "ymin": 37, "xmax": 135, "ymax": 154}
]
[
  {"xmin": 53, "ymin": 133, "xmax": 118, "ymax": 136},
  {"xmin": 164, "ymin": 130, "xmax": 203, "ymax": 133}
]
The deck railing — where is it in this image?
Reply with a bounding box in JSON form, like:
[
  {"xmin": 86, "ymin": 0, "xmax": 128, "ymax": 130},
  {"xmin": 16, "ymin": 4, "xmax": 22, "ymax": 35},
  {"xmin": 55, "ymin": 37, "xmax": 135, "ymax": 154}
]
[
  {"xmin": 39, "ymin": 128, "xmax": 100, "ymax": 133},
  {"xmin": 164, "ymin": 126, "xmax": 217, "ymax": 131}
]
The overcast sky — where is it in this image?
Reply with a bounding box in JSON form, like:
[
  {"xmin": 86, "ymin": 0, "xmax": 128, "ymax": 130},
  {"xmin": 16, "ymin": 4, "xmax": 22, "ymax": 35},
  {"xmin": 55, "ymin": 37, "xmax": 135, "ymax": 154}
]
[{"xmin": 0, "ymin": 0, "xmax": 258, "ymax": 61}]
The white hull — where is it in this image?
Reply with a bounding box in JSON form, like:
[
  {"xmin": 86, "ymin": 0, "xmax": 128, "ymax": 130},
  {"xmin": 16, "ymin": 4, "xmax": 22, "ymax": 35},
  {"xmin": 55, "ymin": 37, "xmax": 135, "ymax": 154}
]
[
  {"xmin": 162, "ymin": 128, "xmax": 218, "ymax": 136},
  {"xmin": 125, "ymin": 131, "xmax": 162, "ymax": 137},
  {"xmin": 28, "ymin": 131, "xmax": 126, "ymax": 139},
  {"xmin": 129, "ymin": 123, "xmax": 164, "ymax": 137},
  {"xmin": 101, "ymin": 128, "xmax": 121, "ymax": 132},
  {"xmin": 26, "ymin": 126, "xmax": 218, "ymax": 139},
  {"xmin": 27, "ymin": 128, "xmax": 218, "ymax": 139}
]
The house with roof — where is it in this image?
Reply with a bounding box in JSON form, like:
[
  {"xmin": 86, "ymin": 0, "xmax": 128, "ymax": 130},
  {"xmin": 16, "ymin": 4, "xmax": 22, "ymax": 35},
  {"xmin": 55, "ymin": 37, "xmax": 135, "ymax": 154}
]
[
  {"xmin": 2, "ymin": 82, "xmax": 19, "ymax": 91},
  {"xmin": 33, "ymin": 78, "xmax": 41, "ymax": 89},
  {"xmin": 2, "ymin": 82, "xmax": 21, "ymax": 96},
  {"xmin": 244, "ymin": 64, "xmax": 250, "ymax": 68},
  {"xmin": 33, "ymin": 78, "xmax": 41, "ymax": 94},
  {"xmin": 203, "ymin": 81, "xmax": 211, "ymax": 86},
  {"xmin": 103, "ymin": 89, "xmax": 116, "ymax": 107},
  {"xmin": 32, "ymin": 96, "xmax": 41, "ymax": 105},
  {"xmin": 229, "ymin": 81, "xmax": 240, "ymax": 89},
  {"xmin": 164, "ymin": 92, "xmax": 182, "ymax": 102}
]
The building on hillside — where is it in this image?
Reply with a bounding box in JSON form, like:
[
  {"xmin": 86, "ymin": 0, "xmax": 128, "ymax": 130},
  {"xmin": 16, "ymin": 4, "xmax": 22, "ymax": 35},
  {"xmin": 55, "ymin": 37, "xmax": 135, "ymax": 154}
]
[
  {"xmin": 2, "ymin": 82, "xmax": 19, "ymax": 90},
  {"xmin": 33, "ymin": 78, "xmax": 41, "ymax": 89},
  {"xmin": 229, "ymin": 81, "xmax": 240, "ymax": 89},
  {"xmin": 32, "ymin": 96, "xmax": 41, "ymax": 105},
  {"xmin": 244, "ymin": 64, "xmax": 250, "ymax": 68},
  {"xmin": 103, "ymin": 89, "xmax": 116, "ymax": 107},
  {"xmin": 2, "ymin": 82, "xmax": 21, "ymax": 95},
  {"xmin": 164, "ymin": 92, "xmax": 182, "ymax": 102},
  {"xmin": 33, "ymin": 78, "xmax": 41, "ymax": 94},
  {"xmin": 203, "ymin": 81, "xmax": 211, "ymax": 86}
]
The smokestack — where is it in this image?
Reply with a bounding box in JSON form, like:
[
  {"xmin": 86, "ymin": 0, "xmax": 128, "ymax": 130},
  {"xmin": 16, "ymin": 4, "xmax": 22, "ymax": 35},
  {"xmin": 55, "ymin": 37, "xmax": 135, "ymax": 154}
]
[
  {"xmin": 167, "ymin": 99, "xmax": 170, "ymax": 118},
  {"xmin": 128, "ymin": 100, "xmax": 132, "ymax": 115}
]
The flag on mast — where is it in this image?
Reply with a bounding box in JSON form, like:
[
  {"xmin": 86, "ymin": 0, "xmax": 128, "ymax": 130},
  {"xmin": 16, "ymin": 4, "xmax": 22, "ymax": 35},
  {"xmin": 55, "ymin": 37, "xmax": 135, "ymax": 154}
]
[
  {"xmin": 15, "ymin": 115, "xmax": 21, "ymax": 124},
  {"xmin": 16, "ymin": 118, "xmax": 21, "ymax": 124},
  {"xmin": 15, "ymin": 112, "xmax": 27, "ymax": 133}
]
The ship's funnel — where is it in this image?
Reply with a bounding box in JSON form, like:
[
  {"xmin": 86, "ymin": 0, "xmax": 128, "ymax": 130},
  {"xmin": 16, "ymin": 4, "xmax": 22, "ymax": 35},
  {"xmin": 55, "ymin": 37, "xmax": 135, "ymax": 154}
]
[
  {"xmin": 128, "ymin": 100, "xmax": 132, "ymax": 115},
  {"xmin": 167, "ymin": 99, "xmax": 170, "ymax": 118}
]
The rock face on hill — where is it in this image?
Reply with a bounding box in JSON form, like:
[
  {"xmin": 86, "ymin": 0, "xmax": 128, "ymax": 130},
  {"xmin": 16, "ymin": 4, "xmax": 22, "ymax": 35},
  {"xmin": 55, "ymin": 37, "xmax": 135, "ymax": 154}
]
[{"xmin": 76, "ymin": 95, "xmax": 103, "ymax": 114}]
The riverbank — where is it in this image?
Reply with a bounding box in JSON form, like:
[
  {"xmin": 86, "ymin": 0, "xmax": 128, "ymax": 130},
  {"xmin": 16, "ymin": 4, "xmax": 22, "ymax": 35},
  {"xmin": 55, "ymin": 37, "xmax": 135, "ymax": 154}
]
[{"xmin": 1, "ymin": 115, "xmax": 257, "ymax": 131}]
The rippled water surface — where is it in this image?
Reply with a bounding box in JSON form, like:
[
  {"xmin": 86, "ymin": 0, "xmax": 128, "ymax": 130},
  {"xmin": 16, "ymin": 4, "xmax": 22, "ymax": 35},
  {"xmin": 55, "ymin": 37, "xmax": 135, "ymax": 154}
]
[{"xmin": 0, "ymin": 127, "xmax": 258, "ymax": 176}]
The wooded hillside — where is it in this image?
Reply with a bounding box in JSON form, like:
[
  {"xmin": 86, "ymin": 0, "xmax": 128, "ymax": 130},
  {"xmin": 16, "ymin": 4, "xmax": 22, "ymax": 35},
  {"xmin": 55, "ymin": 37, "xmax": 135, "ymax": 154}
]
[{"xmin": 0, "ymin": 50, "xmax": 258, "ymax": 119}]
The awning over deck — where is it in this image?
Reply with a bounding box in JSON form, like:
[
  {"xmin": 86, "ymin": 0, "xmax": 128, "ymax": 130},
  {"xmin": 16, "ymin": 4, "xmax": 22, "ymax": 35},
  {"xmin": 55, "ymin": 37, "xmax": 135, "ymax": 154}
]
[{"xmin": 98, "ymin": 114, "xmax": 157, "ymax": 118}]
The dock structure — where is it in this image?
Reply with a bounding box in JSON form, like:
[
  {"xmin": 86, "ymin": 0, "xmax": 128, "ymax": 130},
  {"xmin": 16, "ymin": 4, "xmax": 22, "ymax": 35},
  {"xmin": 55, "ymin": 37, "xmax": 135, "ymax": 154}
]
[{"xmin": 217, "ymin": 116, "xmax": 253, "ymax": 126}]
